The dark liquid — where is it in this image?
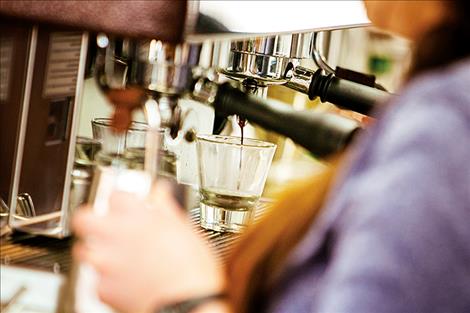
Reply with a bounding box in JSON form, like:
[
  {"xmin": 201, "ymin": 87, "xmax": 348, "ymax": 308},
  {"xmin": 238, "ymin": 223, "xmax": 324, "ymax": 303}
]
[
  {"xmin": 237, "ymin": 117, "xmax": 246, "ymax": 190},
  {"xmin": 238, "ymin": 117, "xmax": 246, "ymax": 145}
]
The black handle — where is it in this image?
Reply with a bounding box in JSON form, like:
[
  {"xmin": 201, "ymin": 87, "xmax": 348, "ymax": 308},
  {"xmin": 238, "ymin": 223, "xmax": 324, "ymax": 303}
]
[
  {"xmin": 309, "ymin": 70, "xmax": 390, "ymax": 115},
  {"xmin": 214, "ymin": 83, "xmax": 360, "ymax": 158}
]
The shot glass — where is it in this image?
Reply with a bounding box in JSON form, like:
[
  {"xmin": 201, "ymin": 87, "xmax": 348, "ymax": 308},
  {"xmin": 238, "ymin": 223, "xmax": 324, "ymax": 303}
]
[
  {"xmin": 196, "ymin": 135, "xmax": 276, "ymax": 233},
  {"xmin": 91, "ymin": 118, "xmax": 149, "ymax": 155},
  {"xmin": 91, "ymin": 118, "xmax": 164, "ymax": 168}
]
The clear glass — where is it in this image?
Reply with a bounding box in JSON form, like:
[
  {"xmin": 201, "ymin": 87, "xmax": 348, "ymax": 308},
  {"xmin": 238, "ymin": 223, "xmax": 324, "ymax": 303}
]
[
  {"xmin": 92, "ymin": 118, "xmax": 149, "ymax": 154},
  {"xmin": 196, "ymin": 135, "xmax": 276, "ymax": 233},
  {"xmin": 91, "ymin": 118, "xmax": 164, "ymax": 168}
]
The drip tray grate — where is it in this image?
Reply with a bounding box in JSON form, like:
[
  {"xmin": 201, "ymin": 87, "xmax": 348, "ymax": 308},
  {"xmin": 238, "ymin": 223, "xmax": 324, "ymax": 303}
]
[
  {"xmin": 1, "ymin": 203, "xmax": 270, "ymax": 273},
  {"xmin": 1, "ymin": 234, "xmax": 72, "ymax": 273}
]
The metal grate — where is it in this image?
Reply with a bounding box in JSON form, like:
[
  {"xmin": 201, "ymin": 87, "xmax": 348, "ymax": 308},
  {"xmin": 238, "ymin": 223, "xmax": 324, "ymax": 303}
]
[
  {"xmin": 1, "ymin": 234, "xmax": 72, "ymax": 273},
  {"xmin": 1, "ymin": 203, "xmax": 270, "ymax": 273}
]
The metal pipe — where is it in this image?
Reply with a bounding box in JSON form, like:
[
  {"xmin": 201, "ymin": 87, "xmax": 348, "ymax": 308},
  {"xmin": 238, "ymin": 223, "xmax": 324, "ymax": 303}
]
[{"xmin": 312, "ymin": 32, "xmax": 335, "ymax": 75}]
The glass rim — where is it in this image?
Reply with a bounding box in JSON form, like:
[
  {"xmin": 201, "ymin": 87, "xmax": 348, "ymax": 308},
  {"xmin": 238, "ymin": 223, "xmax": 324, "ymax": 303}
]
[
  {"xmin": 91, "ymin": 118, "xmax": 151, "ymax": 132},
  {"xmin": 196, "ymin": 134, "xmax": 276, "ymax": 149}
]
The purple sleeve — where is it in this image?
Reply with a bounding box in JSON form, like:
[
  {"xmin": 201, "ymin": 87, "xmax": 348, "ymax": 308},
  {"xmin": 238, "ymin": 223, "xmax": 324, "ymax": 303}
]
[{"xmin": 313, "ymin": 90, "xmax": 470, "ymax": 313}]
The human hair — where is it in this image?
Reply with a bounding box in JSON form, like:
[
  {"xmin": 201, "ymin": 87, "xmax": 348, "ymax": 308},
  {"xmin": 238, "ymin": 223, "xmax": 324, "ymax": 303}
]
[
  {"xmin": 409, "ymin": 0, "xmax": 470, "ymax": 76},
  {"xmin": 226, "ymin": 156, "xmax": 341, "ymax": 313},
  {"xmin": 225, "ymin": 1, "xmax": 470, "ymax": 313}
]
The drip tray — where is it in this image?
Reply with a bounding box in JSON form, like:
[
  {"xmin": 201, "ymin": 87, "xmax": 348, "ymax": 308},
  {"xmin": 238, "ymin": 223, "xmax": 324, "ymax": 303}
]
[
  {"xmin": 1, "ymin": 203, "xmax": 270, "ymax": 274},
  {"xmin": 1, "ymin": 233, "xmax": 72, "ymax": 273}
]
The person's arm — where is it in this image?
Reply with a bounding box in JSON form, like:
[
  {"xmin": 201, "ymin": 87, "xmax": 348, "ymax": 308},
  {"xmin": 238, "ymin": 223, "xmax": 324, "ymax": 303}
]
[{"xmin": 312, "ymin": 97, "xmax": 470, "ymax": 313}]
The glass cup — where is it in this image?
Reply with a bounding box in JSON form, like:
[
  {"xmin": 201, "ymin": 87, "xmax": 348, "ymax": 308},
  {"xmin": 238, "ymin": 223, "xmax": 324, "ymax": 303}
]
[
  {"xmin": 91, "ymin": 118, "xmax": 165, "ymax": 168},
  {"xmin": 91, "ymin": 118, "xmax": 149, "ymax": 154},
  {"xmin": 196, "ymin": 135, "xmax": 276, "ymax": 233}
]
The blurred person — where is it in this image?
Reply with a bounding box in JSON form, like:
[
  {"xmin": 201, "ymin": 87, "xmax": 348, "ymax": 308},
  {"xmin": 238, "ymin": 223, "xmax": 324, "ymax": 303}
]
[{"xmin": 73, "ymin": 1, "xmax": 470, "ymax": 313}]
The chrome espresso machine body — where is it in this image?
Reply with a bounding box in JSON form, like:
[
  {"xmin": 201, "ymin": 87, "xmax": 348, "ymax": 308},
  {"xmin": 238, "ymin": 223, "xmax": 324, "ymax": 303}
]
[{"xmin": 0, "ymin": 1, "xmax": 389, "ymax": 238}]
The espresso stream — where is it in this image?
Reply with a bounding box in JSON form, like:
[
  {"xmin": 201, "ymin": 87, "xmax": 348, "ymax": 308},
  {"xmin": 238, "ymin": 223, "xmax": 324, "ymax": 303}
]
[{"xmin": 237, "ymin": 116, "xmax": 246, "ymax": 190}]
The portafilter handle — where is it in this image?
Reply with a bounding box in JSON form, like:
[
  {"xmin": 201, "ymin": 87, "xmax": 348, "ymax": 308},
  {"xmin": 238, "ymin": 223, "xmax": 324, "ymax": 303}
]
[
  {"xmin": 193, "ymin": 78, "xmax": 360, "ymax": 158},
  {"xmin": 285, "ymin": 66, "xmax": 392, "ymax": 115}
]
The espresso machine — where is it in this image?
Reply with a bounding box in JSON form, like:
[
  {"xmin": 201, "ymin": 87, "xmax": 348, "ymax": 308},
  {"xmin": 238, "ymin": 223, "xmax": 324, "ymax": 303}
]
[
  {"xmin": 0, "ymin": 1, "xmax": 390, "ymax": 239},
  {"xmin": 0, "ymin": 2, "xmax": 398, "ymax": 312}
]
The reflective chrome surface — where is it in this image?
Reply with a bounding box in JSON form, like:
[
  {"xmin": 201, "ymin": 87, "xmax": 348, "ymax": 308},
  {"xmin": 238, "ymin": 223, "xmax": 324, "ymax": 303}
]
[
  {"xmin": 16, "ymin": 193, "xmax": 36, "ymax": 218},
  {"xmin": 134, "ymin": 40, "xmax": 202, "ymax": 94},
  {"xmin": 229, "ymin": 34, "xmax": 312, "ymax": 58},
  {"xmin": 93, "ymin": 1, "xmax": 371, "ymax": 157},
  {"xmin": 219, "ymin": 33, "xmax": 312, "ymax": 84},
  {"xmin": 284, "ymin": 65, "xmax": 316, "ymax": 95},
  {"xmin": 312, "ymin": 32, "xmax": 335, "ymax": 74},
  {"xmin": 221, "ymin": 51, "xmax": 292, "ymax": 84},
  {"xmin": 98, "ymin": 39, "xmax": 233, "ymax": 93},
  {"xmin": 94, "ymin": 0, "xmax": 370, "ymax": 99}
]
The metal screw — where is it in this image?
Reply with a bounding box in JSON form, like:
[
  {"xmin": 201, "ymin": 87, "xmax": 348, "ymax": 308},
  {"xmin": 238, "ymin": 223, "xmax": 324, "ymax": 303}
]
[{"xmin": 184, "ymin": 129, "xmax": 197, "ymax": 142}]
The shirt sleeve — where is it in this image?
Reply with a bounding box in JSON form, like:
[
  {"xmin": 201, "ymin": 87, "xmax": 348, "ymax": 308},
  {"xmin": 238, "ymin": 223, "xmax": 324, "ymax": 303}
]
[{"xmin": 312, "ymin": 95, "xmax": 470, "ymax": 313}]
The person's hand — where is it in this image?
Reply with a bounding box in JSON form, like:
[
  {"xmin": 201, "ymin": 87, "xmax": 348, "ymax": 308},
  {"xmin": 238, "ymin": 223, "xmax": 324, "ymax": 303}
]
[{"xmin": 72, "ymin": 182, "xmax": 226, "ymax": 313}]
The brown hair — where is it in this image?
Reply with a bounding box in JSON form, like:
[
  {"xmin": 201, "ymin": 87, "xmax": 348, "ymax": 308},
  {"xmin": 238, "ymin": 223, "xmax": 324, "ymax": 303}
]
[
  {"xmin": 409, "ymin": 1, "xmax": 470, "ymax": 76},
  {"xmin": 226, "ymin": 156, "xmax": 342, "ymax": 313},
  {"xmin": 225, "ymin": 1, "xmax": 470, "ymax": 312}
]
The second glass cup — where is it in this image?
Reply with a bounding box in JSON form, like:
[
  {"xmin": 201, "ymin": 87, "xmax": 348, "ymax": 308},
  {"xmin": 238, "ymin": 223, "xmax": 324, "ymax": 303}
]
[
  {"xmin": 196, "ymin": 135, "xmax": 276, "ymax": 233},
  {"xmin": 91, "ymin": 118, "xmax": 150, "ymax": 155},
  {"xmin": 91, "ymin": 118, "xmax": 170, "ymax": 172}
]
